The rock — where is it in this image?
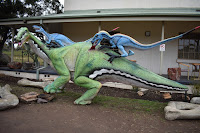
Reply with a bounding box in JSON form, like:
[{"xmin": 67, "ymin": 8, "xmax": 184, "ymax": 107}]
[
  {"xmin": 181, "ymin": 94, "xmax": 190, "ymax": 101},
  {"xmin": 20, "ymin": 92, "xmax": 54, "ymax": 104},
  {"xmin": 164, "ymin": 101, "xmax": 200, "ymax": 120},
  {"xmin": 36, "ymin": 94, "xmax": 54, "ymax": 103},
  {"xmin": 163, "ymin": 92, "xmax": 171, "ymax": 99},
  {"xmin": 22, "ymin": 62, "xmax": 33, "ymax": 70},
  {"xmin": 186, "ymin": 96, "xmax": 190, "ymax": 101},
  {"xmin": 20, "ymin": 92, "xmax": 39, "ymax": 102},
  {"xmin": 137, "ymin": 91, "xmax": 144, "ymax": 96},
  {"xmin": 17, "ymin": 79, "xmax": 63, "ymax": 93},
  {"xmin": 7, "ymin": 61, "xmax": 22, "ymax": 69},
  {"xmin": 102, "ymin": 82, "xmax": 133, "ymax": 90},
  {"xmin": 0, "ymin": 84, "xmax": 19, "ymax": 110},
  {"xmin": 37, "ymin": 98, "xmax": 48, "ymax": 103},
  {"xmin": 167, "ymin": 68, "xmax": 181, "ymax": 81},
  {"xmin": 42, "ymin": 78, "xmax": 55, "ymax": 81},
  {"xmin": 0, "ymin": 54, "xmax": 11, "ymax": 67},
  {"xmin": 137, "ymin": 88, "xmax": 148, "ymax": 96},
  {"xmin": 37, "ymin": 93, "xmax": 54, "ymax": 102},
  {"xmin": 190, "ymin": 97, "xmax": 200, "ymax": 104},
  {"xmin": 18, "ymin": 79, "xmax": 52, "ymax": 89}
]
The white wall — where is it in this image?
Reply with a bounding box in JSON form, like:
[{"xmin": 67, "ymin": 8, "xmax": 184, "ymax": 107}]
[{"xmin": 64, "ymin": 0, "xmax": 200, "ymax": 11}]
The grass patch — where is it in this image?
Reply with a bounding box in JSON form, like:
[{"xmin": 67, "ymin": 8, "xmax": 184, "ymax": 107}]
[
  {"xmin": 58, "ymin": 90, "xmax": 167, "ymax": 114},
  {"xmin": 1, "ymin": 82, "xmax": 166, "ymax": 114},
  {"xmin": 92, "ymin": 95, "xmax": 166, "ymax": 113}
]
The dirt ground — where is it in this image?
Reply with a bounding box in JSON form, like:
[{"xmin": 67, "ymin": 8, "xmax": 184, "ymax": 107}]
[
  {"xmin": 0, "ymin": 75, "xmax": 200, "ymax": 133},
  {"xmin": 1, "ymin": 101, "xmax": 200, "ymax": 133}
]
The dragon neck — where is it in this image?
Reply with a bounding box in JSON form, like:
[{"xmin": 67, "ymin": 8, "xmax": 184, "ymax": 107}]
[
  {"xmin": 28, "ymin": 32, "xmax": 50, "ymax": 55},
  {"xmin": 102, "ymin": 33, "xmax": 111, "ymax": 40},
  {"xmin": 41, "ymin": 30, "xmax": 51, "ymax": 40}
]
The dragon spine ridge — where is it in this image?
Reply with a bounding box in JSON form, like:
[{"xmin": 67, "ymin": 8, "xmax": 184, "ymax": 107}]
[{"xmin": 89, "ymin": 68, "xmax": 186, "ymax": 91}]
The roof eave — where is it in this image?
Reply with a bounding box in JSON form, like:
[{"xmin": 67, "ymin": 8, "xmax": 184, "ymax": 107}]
[{"xmin": 1, "ymin": 8, "xmax": 200, "ymax": 25}]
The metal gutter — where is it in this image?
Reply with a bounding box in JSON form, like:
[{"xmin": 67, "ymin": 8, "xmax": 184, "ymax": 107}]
[{"xmin": 1, "ymin": 16, "xmax": 200, "ymax": 26}]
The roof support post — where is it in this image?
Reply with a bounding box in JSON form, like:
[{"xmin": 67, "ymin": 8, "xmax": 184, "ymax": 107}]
[
  {"xmin": 11, "ymin": 27, "xmax": 15, "ymax": 62},
  {"xmin": 159, "ymin": 21, "xmax": 165, "ymax": 75},
  {"xmin": 98, "ymin": 21, "xmax": 101, "ymax": 32},
  {"xmin": 40, "ymin": 19, "xmax": 43, "ymax": 25}
]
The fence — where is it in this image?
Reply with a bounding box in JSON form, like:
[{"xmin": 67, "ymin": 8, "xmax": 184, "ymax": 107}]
[{"xmin": 3, "ymin": 49, "xmax": 44, "ymax": 67}]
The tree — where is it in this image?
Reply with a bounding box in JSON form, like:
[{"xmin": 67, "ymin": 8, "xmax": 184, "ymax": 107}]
[
  {"xmin": 25, "ymin": 0, "xmax": 63, "ymax": 16},
  {"xmin": 0, "ymin": 0, "xmax": 26, "ymax": 19},
  {"xmin": 0, "ymin": 0, "xmax": 63, "ymax": 64}
]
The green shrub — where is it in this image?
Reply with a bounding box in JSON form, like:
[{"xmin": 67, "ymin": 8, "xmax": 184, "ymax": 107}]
[
  {"xmin": 132, "ymin": 85, "xmax": 139, "ymax": 92},
  {"xmin": 192, "ymin": 84, "xmax": 200, "ymax": 96}
]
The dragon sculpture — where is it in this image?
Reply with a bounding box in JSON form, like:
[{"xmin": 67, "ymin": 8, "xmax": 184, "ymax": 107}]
[
  {"xmin": 33, "ymin": 25, "xmax": 75, "ymax": 47},
  {"xmin": 16, "ymin": 27, "xmax": 188, "ymax": 105},
  {"xmin": 33, "ymin": 25, "xmax": 95, "ymax": 48},
  {"xmin": 33, "ymin": 25, "xmax": 120, "ymax": 48},
  {"xmin": 91, "ymin": 26, "xmax": 200, "ymax": 62}
]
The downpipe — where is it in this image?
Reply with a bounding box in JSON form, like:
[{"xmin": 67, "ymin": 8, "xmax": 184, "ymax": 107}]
[{"xmin": 36, "ymin": 62, "xmax": 47, "ymax": 80}]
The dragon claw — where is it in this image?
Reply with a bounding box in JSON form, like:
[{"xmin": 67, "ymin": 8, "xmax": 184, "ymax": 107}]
[
  {"xmin": 74, "ymin": 99, "xmax": 92, "ymax": 105},
  {"xmin": 44, "ymin": 84, "xmax": 59, "ymax": 94},
  {"xmin": 105, "ymin": 53, "xmax": 121, "ymax": 63}
]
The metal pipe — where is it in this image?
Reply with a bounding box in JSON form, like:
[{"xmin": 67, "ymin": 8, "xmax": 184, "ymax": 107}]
[{"xmin": 36, "ymin": 61, "xmax": 47, "ymax": 80}]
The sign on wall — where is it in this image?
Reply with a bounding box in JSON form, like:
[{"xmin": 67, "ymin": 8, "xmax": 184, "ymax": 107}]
[{"xmin": 160, "ymin": 44, "xmax": 165, "ymax": 51}]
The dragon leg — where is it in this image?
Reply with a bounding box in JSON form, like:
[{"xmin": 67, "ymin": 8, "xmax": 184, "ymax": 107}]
[
  {"xmin": 105, "ymin": 53, "xmax": 121, "ymax": 63},
  {"xmin": 117, "ymin": 45, "xmax": 128, "ymax": 57},
  {"xmin": 74, "ymin": 76, "xmax": 102, "ymax": 105},
  {"xmin": 44, "ymin": 59, "xmax": 70, "ymax": 93},
  {"xmin": 44, "ymin": 75, "xmax": 70, "ymax": 93},
  {"xmin": 128, "ymin": 50, "xmax": 134, "ymax": 56},
  {"xmin": 55, "ymin": 40, "xmax": 65, "ymax": 47},
  {"xmin": 105, "ymin": 45, "xmax": 130, "ymax": 63}
]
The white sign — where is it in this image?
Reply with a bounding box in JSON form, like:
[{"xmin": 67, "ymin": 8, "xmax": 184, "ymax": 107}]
[{"xmin": 160, "ymin": 44, "xmax": 165, "ymax": 51}]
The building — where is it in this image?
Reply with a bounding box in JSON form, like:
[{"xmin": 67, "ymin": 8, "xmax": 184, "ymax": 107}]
[{"xmin": 0, "ymin": 0, "xmax": 200, "ymax": 75}]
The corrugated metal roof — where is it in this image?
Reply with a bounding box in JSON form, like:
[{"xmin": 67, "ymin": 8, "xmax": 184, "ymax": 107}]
[{"xmin": 1, "ymin": 8, "xmax": 200, "ymax": 25}]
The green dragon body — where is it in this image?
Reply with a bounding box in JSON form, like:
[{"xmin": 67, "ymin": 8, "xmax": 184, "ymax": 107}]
[{"xmin": 16, "ymin": 27, "xmax": 188, "ymax": 105}]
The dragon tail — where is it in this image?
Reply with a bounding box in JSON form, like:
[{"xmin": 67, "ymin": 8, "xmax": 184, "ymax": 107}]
[
  {"xmin": 87, "ymin": 52, "xmax": 188, "ymax": 92},
  {"xmin": 135, "ymin": 26, "xmax": 200, "ymax": 49}
]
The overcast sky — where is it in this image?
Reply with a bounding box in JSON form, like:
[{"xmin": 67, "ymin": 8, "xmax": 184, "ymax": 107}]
[{"xmin": 59, "ymin": 0, "xmax": 64, "ymax": 6}]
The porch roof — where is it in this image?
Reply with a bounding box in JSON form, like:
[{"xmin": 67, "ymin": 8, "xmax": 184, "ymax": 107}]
[{"xmin": 1, "ymin": 8, "xmax": 200, "ymax": 25}]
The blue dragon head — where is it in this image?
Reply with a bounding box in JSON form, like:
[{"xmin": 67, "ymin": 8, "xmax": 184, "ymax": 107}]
[
  {"xmin": 90, "ymin": 31, "xmax": 112, "ymax": 50},
  {"xmin": 33, "ymin": 25, "xmax": 45, "ymax": 33},
  {"xmin": 91, "ymin": 33, "xmax": 102, "ymax": 46}
]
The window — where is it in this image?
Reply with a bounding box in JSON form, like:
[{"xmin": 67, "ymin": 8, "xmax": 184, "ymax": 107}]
[{"xmin": 178, "ymin": 33, "xmax": 200, "ymax": 59}]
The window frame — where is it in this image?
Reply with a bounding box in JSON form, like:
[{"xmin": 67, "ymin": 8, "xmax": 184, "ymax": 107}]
[{"xmin": 178, "ymin": 33, "xmax": 200, "ymax": 60}]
